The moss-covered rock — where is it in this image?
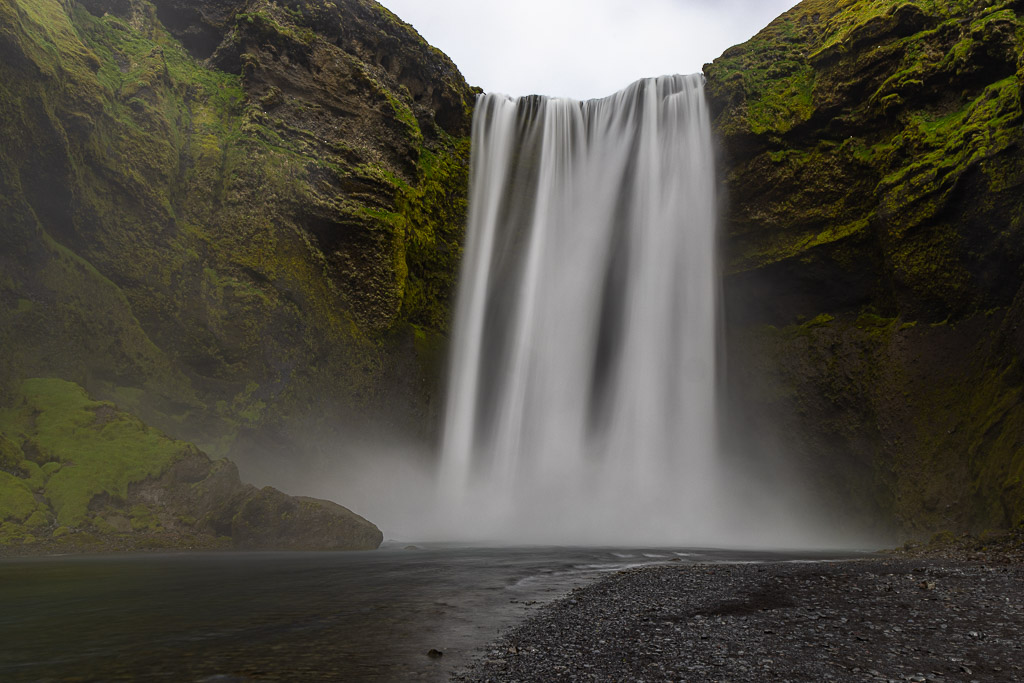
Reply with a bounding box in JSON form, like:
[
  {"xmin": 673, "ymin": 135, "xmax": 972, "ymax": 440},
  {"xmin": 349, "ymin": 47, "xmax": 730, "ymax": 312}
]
[
  {"xmin": 706, "ymin": 0, "xmax": 1024, "ymax": 535},
  {"xmin": 0, "ymin": 378, "xmax": 186, "ymax": 527},
  {"xmin": 0, "ymin": 0, "xmax": 474, "ymax": 499},
  {"xmin": 0, "ymin": 378, "xmax": 381, "ymax": 553}
]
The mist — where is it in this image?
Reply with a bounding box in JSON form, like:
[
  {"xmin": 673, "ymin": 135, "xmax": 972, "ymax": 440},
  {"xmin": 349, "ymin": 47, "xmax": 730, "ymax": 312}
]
[{"xmin": 249, "ymin": 75, "xmax": 886, "ymax": 552}]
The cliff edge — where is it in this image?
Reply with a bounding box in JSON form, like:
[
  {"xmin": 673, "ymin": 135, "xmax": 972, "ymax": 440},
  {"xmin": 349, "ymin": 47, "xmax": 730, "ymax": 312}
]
[{"xmin": 705, "ymin": 0, "xmax": 1024, "ymax": 535}]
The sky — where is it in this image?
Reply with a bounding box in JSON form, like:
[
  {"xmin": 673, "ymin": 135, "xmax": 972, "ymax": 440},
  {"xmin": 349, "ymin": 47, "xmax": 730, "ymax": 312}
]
[{"xmin": 378, "ymin": 0, "xmax": 802, "ymax": 101}]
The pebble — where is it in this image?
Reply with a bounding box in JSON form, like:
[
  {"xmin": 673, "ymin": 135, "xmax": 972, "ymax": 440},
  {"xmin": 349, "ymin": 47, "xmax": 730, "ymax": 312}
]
[{"xmin": 454, "ymin": 559, "xmax": 1024, "ymax": 682}]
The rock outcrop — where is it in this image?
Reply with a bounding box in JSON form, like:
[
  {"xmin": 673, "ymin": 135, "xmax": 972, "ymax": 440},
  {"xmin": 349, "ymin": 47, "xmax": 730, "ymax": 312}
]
[
  {"xmin": 0, "ymin": 378, "xmax": 381, "ymax": 552},
  {"xmin": 0, "ymin": 0, "xmax": 474, "ymax": 550},
  {"xmin": 5, "ymin": 0, "xmax": 1023, "ymax": 549},
  {"xmin": 0, "ymin": 0, "xmax": 474, "ymax": 493},
  {"xmin": 705, "ymin": 0, "xmax": 1024, "ymax": 535}
]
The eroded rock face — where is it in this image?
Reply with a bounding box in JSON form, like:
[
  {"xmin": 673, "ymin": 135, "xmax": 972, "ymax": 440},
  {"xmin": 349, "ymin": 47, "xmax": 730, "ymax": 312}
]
[
  {"xmin": 0, "ymin": 0, "xmax": 474, "ymax": 492},
  {"xmin": 705, "ymin": 0, "xmax": 1024, "ymax": 535},
  {"xmin": 150, "ymin": 0, "xmax": 239, "ymax": 58}
]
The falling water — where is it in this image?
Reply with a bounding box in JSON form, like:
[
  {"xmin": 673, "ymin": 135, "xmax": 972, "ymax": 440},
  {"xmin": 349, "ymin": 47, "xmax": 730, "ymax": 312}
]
[{"xmin": 438, "ymin": 74, "xmax": 721, "ymax": 545}]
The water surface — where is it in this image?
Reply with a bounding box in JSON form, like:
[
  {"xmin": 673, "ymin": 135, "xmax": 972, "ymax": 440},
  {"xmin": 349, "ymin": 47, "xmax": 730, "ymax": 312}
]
[{"xmin": 0, "ymin": 544, "xmax": 864, "ymax": 681}]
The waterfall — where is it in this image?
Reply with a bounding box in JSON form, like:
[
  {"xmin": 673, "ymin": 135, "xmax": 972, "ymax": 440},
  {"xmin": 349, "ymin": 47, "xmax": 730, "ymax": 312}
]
[{"xmin": 437, "ymin": 74, "xmax": 723, "ymax": 545}]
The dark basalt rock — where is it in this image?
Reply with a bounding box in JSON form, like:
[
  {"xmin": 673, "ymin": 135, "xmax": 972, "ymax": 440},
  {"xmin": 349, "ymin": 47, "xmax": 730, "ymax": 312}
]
[
  {"xmin": 0, "ymin": 0, "xmax": 471, "ymax": 550},
  {"xmin": 0, "ymin": 0, "xmax": 472, "ymax": 470},
  {"xmin": 133, "ymin": 453, "xmax": 383, "ymax": 551},
  {"xmin": 705, "ymin": 0, "xmax": 1024, "ymax": 535},
  {"xmin": 151, "ymin": 0, "xmax": 239, "ymax": 59}
]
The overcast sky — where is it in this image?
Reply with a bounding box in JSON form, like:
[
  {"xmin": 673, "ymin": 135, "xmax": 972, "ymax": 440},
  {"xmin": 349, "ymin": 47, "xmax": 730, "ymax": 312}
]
[{"xmin": 378, "ymin": 0, "xmax": 802, "ymax": 101}]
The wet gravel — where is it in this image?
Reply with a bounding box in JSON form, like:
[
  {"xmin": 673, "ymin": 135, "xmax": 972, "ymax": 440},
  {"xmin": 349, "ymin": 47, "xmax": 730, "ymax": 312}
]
[{"xmin": 455, "ymin": 559, "xmax": 1024, "ymax": 682}]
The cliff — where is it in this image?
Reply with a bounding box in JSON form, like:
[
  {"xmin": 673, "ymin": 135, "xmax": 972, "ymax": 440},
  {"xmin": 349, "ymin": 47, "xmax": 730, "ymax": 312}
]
[
  {"xmin": 705, "ymin": 0, "xmax": 1024, "ymax": 535},
  {"xmin": 0, "ymin": 0, "xmax": 473, "ymax": 550},
  {"xmin": 6, "ymin": 0, "xmax": 1024, "ymax": 551}
]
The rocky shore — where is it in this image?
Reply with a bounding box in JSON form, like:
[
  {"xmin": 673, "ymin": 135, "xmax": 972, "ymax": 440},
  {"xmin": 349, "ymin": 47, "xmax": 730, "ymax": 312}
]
[{"xmin": 456, "ymin": 553, "xmax": 1024, "ymax": 682}]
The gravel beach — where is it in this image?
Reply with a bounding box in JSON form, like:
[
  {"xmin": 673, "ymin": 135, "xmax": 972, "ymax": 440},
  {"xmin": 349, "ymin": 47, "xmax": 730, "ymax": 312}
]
[{"xmin": 455, "ymin": 558, "xmax": 1024, "ymax": 682}]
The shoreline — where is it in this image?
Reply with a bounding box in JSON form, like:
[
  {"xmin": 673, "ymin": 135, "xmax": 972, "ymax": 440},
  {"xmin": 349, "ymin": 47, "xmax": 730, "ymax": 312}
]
[
  {"xmin": 3, "ymin": 524, "xmax": 1020, "ymax": 561},
  {"xmin": 2, "ymin": 538, "xmax": 1021, "ymax": 680},
  {"xmin": 455, "ymin": 553, "xmax": 1024, "ymax": 682}
]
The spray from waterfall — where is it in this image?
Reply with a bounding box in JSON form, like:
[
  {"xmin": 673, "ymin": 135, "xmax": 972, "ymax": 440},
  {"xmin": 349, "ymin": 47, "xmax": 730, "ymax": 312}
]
[{"xmin": 430, "ymin": 74, "xmax": 839, "ymax": 547}]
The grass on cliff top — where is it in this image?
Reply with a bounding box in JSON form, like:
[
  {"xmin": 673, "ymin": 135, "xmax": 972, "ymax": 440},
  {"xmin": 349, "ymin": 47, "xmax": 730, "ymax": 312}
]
[
  {"xmin": 707, "ymin": 0, "xmax": 1011, "ymax": 137},
  {"xmin": 809, "ymin": 0, "xmax": 963, "ymax": 57},
  {"xmin": 715, "ymin": 0, "xmax": 1023, "ymax": 276},
  {"xmin": 705, "ymin": 5, "xmax": 817, "ymax": 135},
  {"xmin": 0, "ymin": 378, "xmax": 190, "ymax": 528}
]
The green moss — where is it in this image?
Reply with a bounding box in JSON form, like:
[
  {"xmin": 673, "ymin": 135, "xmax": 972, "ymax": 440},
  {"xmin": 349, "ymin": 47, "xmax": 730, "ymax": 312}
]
[
  {"xmin": 878, "ymin": 76, "xmax": 1021, "ymax": 204},
  {"xmin": 0, "ymin": 471, "xmax": 39, "ymax": 522},
  {"xmin": 397, "ymin": 138, "xmax": 471, "ymax": 331},
  {"xmin": 20, "ymin": 461, "xmax": 46, "ymax": 490},
  {"xmin": 707, "ymin": 20, "xmax": 817, "ymax": 137},
  {"xmin": 802, "ymin": 313, "xmax": 836, "ymax": 329},
  {"xmin": 0, "ymin": 379, "xmax": 187, "ymax": 527},
  {"xmin": 236, "ymin": 10, "xmax": 317, "ymax": 47},
  {"xmin": 928, "ymin": 529, "xmax": 955, "ymax": 546},
  {"xmin": 384, "ymin": 89, "xmax": 422, "ymax": 144},
  {"xmin": 229, "ymin": 381, "xmax": 266, "ymax": 427},
  {"xmin": 25, "ymin": 510, "xmax": 50, "ymax": 528},
  {"xmin": 0, "ymin": 522, "xmax": 36, "ymax": 545},
  {"xmin": 1, "ymin": 0, "xmax": 475, "ymax": 519},
  {"xmin": 855, "ymin": 312, "xmax": 894, "ymax": 329},
  {"xmin": 128, "ymin": 504, "xmax": 160, "ymax": 531},
  {"xmin": 0, "ymin": 433, "xmax": 23, "ymax": 469},
  {"xmin": 90, "ymin": 515, "xmax": 120, "ymax": 535}
]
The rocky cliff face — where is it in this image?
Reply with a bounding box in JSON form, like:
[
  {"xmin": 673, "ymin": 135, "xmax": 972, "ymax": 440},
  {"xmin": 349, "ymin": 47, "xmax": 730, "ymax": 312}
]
[
  {"xmin": 705, "ymin": 0, "xmax": 1024, "ymax": 535},
  {"xmin": 6, "ymin": 0, "xmax": 1022, "ymax": 551},
  {"xmin": 0, "ymin": 0, "xmax": 473, "ymax": 486},
  {"xmin": 0, "ymin": 0, "xmax": 472, "ymax": 549}
]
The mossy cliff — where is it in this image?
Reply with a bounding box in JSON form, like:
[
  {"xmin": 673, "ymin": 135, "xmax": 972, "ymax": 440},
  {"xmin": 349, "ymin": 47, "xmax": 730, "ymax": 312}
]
[
  {"xmin": 0, "ymin": 0, "xmax": 473, "ymax": 528},
  {"xmin": 0, "ymin": 378, "xmax": 382, "ymax": 552},
  {"xmin": 705, "ymin": 0, "xmax": 1024, "ymax": 535}
]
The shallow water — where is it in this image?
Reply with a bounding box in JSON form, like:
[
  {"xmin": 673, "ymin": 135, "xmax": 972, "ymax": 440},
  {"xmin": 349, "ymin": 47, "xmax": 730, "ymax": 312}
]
[{"xmin": 0, "ymin": 544, "xmax": 865, "ymax": 681}]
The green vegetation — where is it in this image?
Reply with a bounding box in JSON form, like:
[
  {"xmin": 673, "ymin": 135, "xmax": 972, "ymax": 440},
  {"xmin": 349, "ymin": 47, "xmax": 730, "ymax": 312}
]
[
  {"xmin": 707, "ymin": 0, "xmax": 1023, "ymax": 294},
  {"xmin": 709, "ymin": 0, "xmax": 1024, "ymax": 536},
  {"xmin": 0, "ymin": 472, "xmax": 39, "ymax": 524},
  {"xmin": 0, "ymin": 379, "xmax": 188, "ymax": 528},
  {"xmin": 0, "ymin": 0, "xmax": 472, "ymax": 415},
  {"xmin": 0, "ymin": 0, "xmax": 474, "ymax": 550},
  {"xmin": 398, "ymin": 139, "xmax": 472, "ymax": 331},
  {"xmin": 0, "ymin": 378, "xmax": 382, "ymax": 552}
]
